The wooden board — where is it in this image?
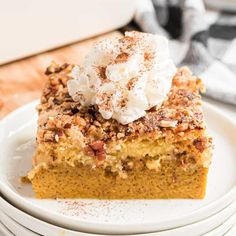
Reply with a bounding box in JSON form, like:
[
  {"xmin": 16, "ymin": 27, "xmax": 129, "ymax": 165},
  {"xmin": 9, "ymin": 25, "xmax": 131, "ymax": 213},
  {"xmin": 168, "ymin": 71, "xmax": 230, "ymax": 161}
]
[{"xmin": 0, "ymin": 31, "xmax": 121, "ymax": 119}]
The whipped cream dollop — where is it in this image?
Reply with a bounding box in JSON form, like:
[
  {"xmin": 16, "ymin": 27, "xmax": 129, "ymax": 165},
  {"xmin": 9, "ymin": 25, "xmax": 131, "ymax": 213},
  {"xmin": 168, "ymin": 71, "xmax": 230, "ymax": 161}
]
[{"xmin": 67, "ymin": 31, "xmax": 176, "ymax": 125}]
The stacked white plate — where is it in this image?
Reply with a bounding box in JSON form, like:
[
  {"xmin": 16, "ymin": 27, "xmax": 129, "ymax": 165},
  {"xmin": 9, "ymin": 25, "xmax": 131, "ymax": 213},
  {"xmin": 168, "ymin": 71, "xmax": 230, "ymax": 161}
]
[{"xmin": 0, "ymin": 100, "xmax": 236, "ymax": 236}]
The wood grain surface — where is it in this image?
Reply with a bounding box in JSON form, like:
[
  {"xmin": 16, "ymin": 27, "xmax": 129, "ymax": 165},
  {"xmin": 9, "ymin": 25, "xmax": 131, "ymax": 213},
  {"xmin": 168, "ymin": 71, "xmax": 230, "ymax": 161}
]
[{"xmin": 0, "ymin": 31, "xmax": 121, "ymax": 119}]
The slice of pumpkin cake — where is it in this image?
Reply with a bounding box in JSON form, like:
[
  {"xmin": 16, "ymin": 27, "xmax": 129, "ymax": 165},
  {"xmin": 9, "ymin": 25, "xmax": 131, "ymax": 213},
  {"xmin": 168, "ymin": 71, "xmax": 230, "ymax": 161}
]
[{"xmin": 28, "ymin": 32, "xmax": 212, "ymax": 199}]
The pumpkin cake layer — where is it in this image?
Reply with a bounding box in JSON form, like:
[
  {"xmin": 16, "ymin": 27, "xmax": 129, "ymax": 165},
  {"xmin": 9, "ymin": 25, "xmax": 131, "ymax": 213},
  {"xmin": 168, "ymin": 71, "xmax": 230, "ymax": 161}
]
[{"xmin": 28, "ymin": 63, "xmax": 212, "ymax": 199}]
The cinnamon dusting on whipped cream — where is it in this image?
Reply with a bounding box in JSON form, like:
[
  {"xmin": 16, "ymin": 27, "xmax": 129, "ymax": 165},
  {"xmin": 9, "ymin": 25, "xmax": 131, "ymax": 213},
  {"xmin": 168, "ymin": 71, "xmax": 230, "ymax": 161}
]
[{"xmin": 67, "ymin": 31, "xmax": 176, "ymax": 124}]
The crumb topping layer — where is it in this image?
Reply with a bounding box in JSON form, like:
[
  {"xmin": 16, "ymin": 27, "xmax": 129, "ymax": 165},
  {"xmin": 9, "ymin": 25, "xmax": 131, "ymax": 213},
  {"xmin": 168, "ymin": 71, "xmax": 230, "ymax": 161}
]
[{"xmin": 38, "ymin": 62, "xmax": 206, "ymax": 146}]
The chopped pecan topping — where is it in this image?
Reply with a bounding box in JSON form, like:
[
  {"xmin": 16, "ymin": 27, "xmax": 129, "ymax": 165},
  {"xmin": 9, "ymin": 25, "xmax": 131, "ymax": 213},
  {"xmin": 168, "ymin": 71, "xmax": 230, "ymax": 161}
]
[
  {"xmin": 176, "ymin": 122, "xmax": 189, "ymax": 132},
  {"xmin": 64, "ymin": 123, "xmax": 72, "ymax": 129},
  {"xmin": 45, "ymin": 62, "xmax": 61, "ymax": 75},
  {"xmin": 44, "ymin": 131, "xmax": 55, "ymax": 142},
  {"xmin": 158, "ymin": 120, "xmax": 178, "ymax": 128},
  {"xmin": 52, "ymin": 98, "xmax": 61, "ymax": 105},
  {"xmin": 57, "ymin": 130, "xmax": 64, "ymax": 137},
  {"xmin": 93, "ymin": 120, "xmax": 101, "ymax": 127},
  {"xmin": 74, "ymin": 116, "xmax": 86, "ymax": 128},
  {"xmin": 87, "ymin": 140, "xmax": 106, "ymax": 161},
  {"xmin": 84, "ymin": 146, "xmax": 95, "ymax": 157},
  {"xmin": 45, "ymin": 62, "xmax": 69, "ymax": 75},
  {"xmin": 38, "ymin": 65, "xmax": 207, "ymax": 149},
  {"xmin": 54, "ymin": 130, "xmax": 64, "ymax": 142},
  {"xmin": 193, "ymin": 137, "xmax": 207, "ymax": 152},
  {"xmin": 117, "ymin": 132, "xmax": 125, "ymax": 139}
]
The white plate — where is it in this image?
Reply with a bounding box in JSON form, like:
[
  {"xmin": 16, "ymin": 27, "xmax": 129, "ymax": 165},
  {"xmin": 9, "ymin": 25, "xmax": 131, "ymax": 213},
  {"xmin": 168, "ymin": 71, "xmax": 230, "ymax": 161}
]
[
  {"xmin": 0, "ymin": 222, "xmax": 14, "ymax": 236},
  {"xmin": 0, "ymin": 101, "xmax": 236, "ymax": 234},
  {"xmin": 0, "ymin": 196, "xmax": 93, "ymax": 236},
  {"xmin": 204, "ymin": 212, "xmax": 236, "ymax": 236},
  {"xmin": 224, "ymin": 221, "xmax": 236, "ymax": 236},
  {"xmin": 1, "ymin": 196, "xmax": 236, "ymax": 236},
  {"xmin": 0, "ymin": 209, "xmax": 38, "ymax": 236}
]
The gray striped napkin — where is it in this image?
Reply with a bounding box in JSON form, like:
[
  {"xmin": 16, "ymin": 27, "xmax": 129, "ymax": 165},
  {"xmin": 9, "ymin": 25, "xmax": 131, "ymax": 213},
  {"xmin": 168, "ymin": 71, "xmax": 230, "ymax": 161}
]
[{"xmin": 134, "ymin": 0, "xmax": 236, "ymax": 105}]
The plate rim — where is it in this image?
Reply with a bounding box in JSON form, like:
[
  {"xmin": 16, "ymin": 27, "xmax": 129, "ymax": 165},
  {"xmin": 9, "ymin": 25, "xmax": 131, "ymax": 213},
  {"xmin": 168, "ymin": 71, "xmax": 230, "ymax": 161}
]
[
  {"xmin": 0, "ymin": 221, "xmax": 14, "ymax": 236},
  {"xmin": 0, "ymin": 100, "xmax": 236, "ymax": 234},
  {"xmin": 1, "ymin": 196, "xmax": 236, "ymax": 236},
  {"xmin": 0, "ymin": 205, "xmax": 38, "ymax": 236}
]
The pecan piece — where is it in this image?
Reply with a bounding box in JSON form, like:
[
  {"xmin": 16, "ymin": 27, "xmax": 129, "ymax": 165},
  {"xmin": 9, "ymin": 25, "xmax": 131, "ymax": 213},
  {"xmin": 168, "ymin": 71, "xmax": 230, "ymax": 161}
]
[
  {"xmin": 89, "ymin": 140, "xmax": 106, "ymax": 161},
  {"xmin": 45, "ymin": 62, "xmax": 61, "ymax": 75},
  {"xmin": 64, "ymin": 123, "xmax": 72, "ymax": 129},
  {"xmin": 84, "ymin": 146, "xmax": 95, "ymax": 157},
  {"xmin": 193, "ymin": 137, "xmax": 207, "ymax": 152}
]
